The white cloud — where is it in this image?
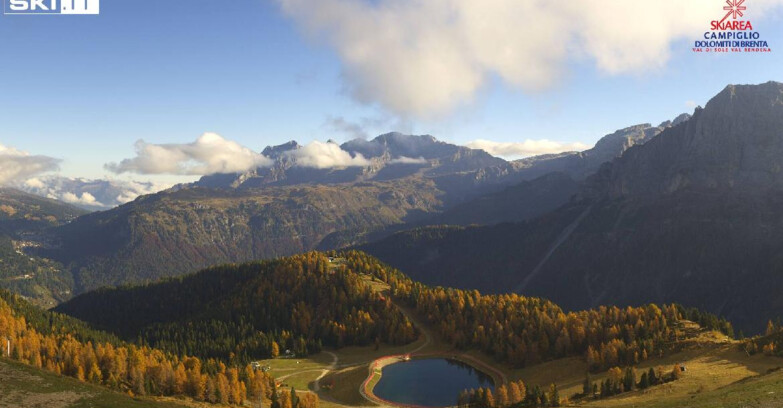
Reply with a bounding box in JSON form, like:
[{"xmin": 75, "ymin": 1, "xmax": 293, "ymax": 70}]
[
  {"xmin": 23, "ymin": 177, "xmax": 46, "ymax": 189},
  {"xmin": 389, "ymin": 156, "xmax": 428, "ymax": 164},
  {"xmin": 279, "ymin": 0, "xmax": 783, "ymax": 117},
  {"xmin": 61, "ymin": 191, "xmax": 98, "ymax": 206},
  {"xmin": 113, "ymin": 180, "xmax": 171, "ymax": 204},
  {"xmin": 18, "ymin": 176, "xmax": 172, "ymax": 210},
  {"xmin": 287, "ymin": 140, "xmax": 370, "ymax": 168},
  {"xmin": 466, "ymin": 139, "xmax": 590, "ymax": 158},
  {"xmin": 0, "ymin": 143, "xmax": 60, "ymax": 185},
  {"xmin": 106, "ymin": 133, "xmax": 272, "ymax": 176}
]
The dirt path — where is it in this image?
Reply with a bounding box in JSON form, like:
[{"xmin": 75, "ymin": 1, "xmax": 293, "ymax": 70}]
[
  {"xmin": 393, "ymin": 303, "xmax": 432, "ymax": 354},
  {"xmin": 313, "ymin": 351, "xmax": 338, "ymax": 392}
]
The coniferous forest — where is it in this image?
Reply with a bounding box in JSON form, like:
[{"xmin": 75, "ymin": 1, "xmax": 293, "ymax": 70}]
[
  {"xmin": 341, "ymin": 251, "xmax": 733, "ymax": 370},
  {"xmin": 55, "ymin": 252, "xmax": 418, "ymax": 364},
  {"xmin": 0, "ymin": 289, "xmax": 319, "ymax": 406}
]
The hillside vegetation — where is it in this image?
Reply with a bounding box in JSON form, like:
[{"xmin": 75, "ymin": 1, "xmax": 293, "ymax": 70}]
[
  {"xmin": 0, "ymin": 189, "xmax": 86, "ymax": 307},
  {"xmin": 55, "ymin": 252, "xmax": 418, "ymax": 364},
  {"xmin": 58, "ymin": 251, "xmax": 733, "ymax": 374},
  {"xmin": 0, "ymin": 357, "xmax": 191, "ymax": 408},
  {"xmin": 0, "ymin": 289, "xmax": 294, "ymax": 407},
  {"xmin": 49, "ymin": 182, "xmax": 440, "ymax": 294}
]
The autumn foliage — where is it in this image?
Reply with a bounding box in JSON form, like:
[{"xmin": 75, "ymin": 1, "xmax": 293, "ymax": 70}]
[
  {"xmin": 0, "ymin": 290, "xmax": 310, "ymax": 406},
  {"xmin": 343, "ymin": 251, "xmax": 699, "ymax": 370}
]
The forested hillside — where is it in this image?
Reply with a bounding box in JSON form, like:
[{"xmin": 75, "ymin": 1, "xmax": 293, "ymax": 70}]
[
  {"xmin": 56, "ymin": 252, "xmax": 418, "ymax": 363},
  {"xmin": 59, "ymin": 251, "xmax": 732, "ymax": 374},
  {"xmin": 0, "ymin": 188, "xmax": 86, "ymax": 234},
  {"xmin": 47, "ymin": 182, "xmax": 440, "ymax": 294},
  {"xmin": 0, "ymin": 290, "xmax": 308, "ymax": 407},
  {"xmin": 0, "ymin": 189, "xmax": 86, "ymax": 306},
  {"xmin": 341, "ymin": 251, "xmax": 732, "ymax": 371}
]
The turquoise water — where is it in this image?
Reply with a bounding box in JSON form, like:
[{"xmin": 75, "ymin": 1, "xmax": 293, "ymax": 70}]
[{"xmin": 373, "ymin": 358, "xmax": 494, "ymax": 407}]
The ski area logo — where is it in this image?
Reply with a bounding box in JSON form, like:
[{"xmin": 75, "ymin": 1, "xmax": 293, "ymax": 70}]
[
  {"xmin": 694, "ymin": 0, "xmax": 771, "ymax": 53},
  {"xmin": 4, "ymin": 0, "xmax": 99, "ymax": 15},
  {"xmin": 718, "ymin": 0, "xmax": 747, "ymax": 25}
]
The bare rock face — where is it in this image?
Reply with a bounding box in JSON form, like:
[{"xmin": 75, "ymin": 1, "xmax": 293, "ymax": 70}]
[
  {"xmin": 602, "ymin": 81, "xmax": 783, "ymax": 198},
  {"xmin": 512, "ymin": 117, "xmax": 687, "ymax": 182}
]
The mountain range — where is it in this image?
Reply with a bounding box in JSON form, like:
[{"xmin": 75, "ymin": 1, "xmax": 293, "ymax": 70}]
[
  {"xmin": 7, "ymin": 82, "xmax": 783, "ymax": 336},
  {"xmin": 32, "ymin": 116, "xmax": 686, "ymax": 295},
  {"xmin": 360, "ymin": 81, "xmax": 783, "ymax": 333}
]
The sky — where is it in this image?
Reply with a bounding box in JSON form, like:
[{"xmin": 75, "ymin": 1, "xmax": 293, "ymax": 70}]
[{"xmin": 1, "ymin": 0, "xmax": 783, "ymax": 192}]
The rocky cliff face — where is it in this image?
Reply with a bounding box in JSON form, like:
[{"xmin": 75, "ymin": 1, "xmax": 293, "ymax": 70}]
[
  {"xmin": 362, "ymin": 82, "xmax": 783, "ymax": 333},
  {"xmin": 512, "ymin": 117, "xmax": 688, "ymax": 182},
  {"xmin": 598, "ymin": 82, "xmax": 783, "ymax": 198}
]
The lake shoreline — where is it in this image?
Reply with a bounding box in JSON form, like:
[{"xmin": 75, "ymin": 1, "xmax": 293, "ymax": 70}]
[{"xmin": 361, "ymin": 353, "xmax": 503, "ymax": 408}]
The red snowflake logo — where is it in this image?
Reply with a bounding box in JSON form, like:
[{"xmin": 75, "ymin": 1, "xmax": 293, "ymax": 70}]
[{"xmin": 720, "ymin": 0, "xmax": 747, "ymax": 23}]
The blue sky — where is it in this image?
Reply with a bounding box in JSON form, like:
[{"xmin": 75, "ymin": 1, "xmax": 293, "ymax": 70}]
[{"xmin": 1, "ymin": 0, "xmax": 782, "ymax": 185}]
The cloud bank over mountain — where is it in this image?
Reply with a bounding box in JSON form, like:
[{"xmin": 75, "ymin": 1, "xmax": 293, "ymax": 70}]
[
  {"xmin": 21, "ymin": 177, "xmax": 172, "ymax": 210},
  {"xmin": 279, "ymin": 0, "xmax": 783, "ymax": 117},
  {"xmin": 286, "ymin": 141, "xmax": 371, "ymax": 168},
  {"xmin": 4, "ymin": 131, "xmax": 590, "ymax": 209},
  {"xmin": 0, "ymin": 143, "xmax": 60, "ymax": 185},
  {"xmin": 105, "ymin": 133, "xmax": 273, "ymax": 176},
  {"xmin": 466, "ymin": 139, "xmax": 590, "ymax": 158},
  {"xmin": 104, "ymin": 134, "xmax": 378, "ymax": 176}
]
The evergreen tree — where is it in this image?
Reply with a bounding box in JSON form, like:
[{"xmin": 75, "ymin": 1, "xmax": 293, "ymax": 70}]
[
  {"xmin": 271, "ymin": 387, "xmax": 281, "ymax": 408},
  {"xmin": 290, "ymin": 387, "xmax": 300, "ymax": 408},
  {"xmin": 646, "ymin": 367, "xmax": 656, "ymax": 385},
  {"xmin": 583, "ymin": 373, "xmax": 592, "ymax": 396},
  {"xmin": 623, "ymin": 367, "xmax": 636, "ymax": 392},
  {"xmin": 548, "ymin": 384, "xmax": 560, "ymax": 407},
  {"xmin": 639, "ymin": 372, "xmax": 650, "ymax": 389}
]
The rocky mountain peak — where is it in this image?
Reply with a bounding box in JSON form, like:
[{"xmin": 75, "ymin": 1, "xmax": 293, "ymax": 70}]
[
  {"xmin": 261, "ymin": 140, "xmax": 300, "ymax": 158},
  {"xmin": 341, "ymin": 133, "xmax": 444, "ymax": 159},
  {"xmin": 600, "ymin": 81, "xmax": 783, "ymax": 198}
]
